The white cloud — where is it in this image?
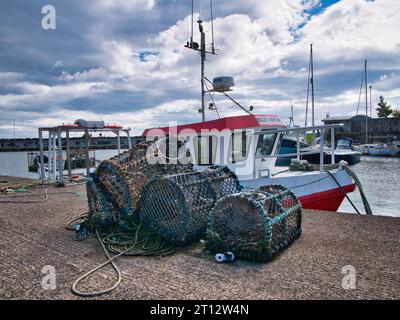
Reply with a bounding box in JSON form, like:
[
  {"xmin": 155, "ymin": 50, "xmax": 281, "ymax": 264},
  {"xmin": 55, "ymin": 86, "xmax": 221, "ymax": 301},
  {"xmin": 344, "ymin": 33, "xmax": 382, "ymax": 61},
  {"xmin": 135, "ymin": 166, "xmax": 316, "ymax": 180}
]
[{"xmin": 1, "ymin": 0, "xmax": 400, "ymax": 138}]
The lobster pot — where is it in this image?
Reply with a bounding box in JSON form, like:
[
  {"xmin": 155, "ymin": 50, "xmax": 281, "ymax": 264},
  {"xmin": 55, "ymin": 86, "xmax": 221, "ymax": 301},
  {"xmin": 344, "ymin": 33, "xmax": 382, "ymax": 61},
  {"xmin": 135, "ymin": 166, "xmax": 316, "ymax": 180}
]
[
  {"xmin": 206, "ymin": 186, "xmax": 302, "ymax": 262},
  {"xmin": 96, "ymin": 140, "xmax": 194, "ymax": 217},
  {"xmin": 255, "ymin": 185, "xmax": 302, "ymax": 253},
  {"xmin": 139, "ymin": 167, "xmax": 242, "ymax": 245},
  {"xmin": 86, "ymin": 178, "xmax": 120, "ymax": 227}
]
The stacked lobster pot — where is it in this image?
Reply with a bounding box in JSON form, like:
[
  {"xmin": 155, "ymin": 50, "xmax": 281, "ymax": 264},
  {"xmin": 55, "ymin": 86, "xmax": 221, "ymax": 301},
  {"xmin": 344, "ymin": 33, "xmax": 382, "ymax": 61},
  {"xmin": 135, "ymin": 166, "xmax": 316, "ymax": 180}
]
[
  {"xmin": 205, "ymin": 185, "xmax": 302, "ymax": 262},
  {"xmin": 84, "ymin": 138, "xmax": 302, "ymax": 262},
  {"xmin": 138, "ymin": 166, "xmax": 242, "ymax": 245},
  {"xmin": 92, "ymin": 139, "xmax": 194, "ymax": 219}
]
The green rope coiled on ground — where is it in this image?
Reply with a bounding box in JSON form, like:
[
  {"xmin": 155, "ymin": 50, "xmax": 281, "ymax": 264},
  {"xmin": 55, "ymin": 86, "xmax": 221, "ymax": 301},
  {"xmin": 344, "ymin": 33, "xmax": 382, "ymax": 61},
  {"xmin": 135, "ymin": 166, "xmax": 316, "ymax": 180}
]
[{"xmin": 69, "ymin": 215, "xmax": 174, "ymax": 297}]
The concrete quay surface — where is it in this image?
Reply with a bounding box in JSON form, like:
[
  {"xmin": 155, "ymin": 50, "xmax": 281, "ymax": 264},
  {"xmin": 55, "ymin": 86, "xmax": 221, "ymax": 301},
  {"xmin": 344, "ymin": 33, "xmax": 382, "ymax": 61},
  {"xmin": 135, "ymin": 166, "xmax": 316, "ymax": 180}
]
[{"xmin": 0, "ymin": 177, "xmax": 399, "ymax": 300}]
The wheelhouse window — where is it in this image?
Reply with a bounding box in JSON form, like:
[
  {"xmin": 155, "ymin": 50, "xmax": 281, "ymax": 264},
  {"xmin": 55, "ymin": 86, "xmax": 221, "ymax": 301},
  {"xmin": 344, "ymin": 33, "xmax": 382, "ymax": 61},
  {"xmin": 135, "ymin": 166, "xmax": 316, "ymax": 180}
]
[
  {"xmin": 256, "ymin": 133, "xmax": 277, "ymax": 156},
  {"xmin": 228, "ymin": 130, "xmax": 252, "ymax": 163},
  {"xmin": 193, "ymin": 135, "xmax": 217, "ymax": 165}
]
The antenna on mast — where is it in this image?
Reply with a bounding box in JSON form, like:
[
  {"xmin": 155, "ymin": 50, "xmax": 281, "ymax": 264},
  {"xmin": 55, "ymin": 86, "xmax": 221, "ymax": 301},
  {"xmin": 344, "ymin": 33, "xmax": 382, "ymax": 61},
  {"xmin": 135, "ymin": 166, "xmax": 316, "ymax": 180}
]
[
  {"xmin": 184, "ymin": 0, "xmax": 217, "ymax": 122},
  {"xmin": 210, "ymin": 0, "xmax": 215, "ymax": 54},
  {"xmin": 289, "ymin": 100, "xmax": 294, "ymax": 128},
  {"xmin": 190, "ymin": 0, "xmax": 194, "ymax": 47}
]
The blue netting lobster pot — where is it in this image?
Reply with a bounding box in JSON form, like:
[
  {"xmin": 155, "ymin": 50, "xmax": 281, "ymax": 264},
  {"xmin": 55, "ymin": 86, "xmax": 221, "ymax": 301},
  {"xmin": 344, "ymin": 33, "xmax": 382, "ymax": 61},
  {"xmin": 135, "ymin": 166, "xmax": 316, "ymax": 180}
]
[
  {"xmin": 86, "ymin": 178, "xmax": 121, "ymax": 227},
  {"xmin": 138, "ymin": 166, "xmax": 242, "ymax": 245},
  {"xmin": 205, "ymin": 185, "xmax": 302, "ymax": 262}
]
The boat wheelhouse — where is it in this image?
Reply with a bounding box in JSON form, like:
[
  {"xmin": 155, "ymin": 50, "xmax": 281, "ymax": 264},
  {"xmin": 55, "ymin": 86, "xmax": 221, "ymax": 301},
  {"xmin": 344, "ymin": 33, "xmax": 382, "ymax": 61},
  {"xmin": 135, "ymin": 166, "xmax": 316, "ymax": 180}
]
[{"xmin": 143, "ymin": 114, "xmax": 356, "ymax": 211}]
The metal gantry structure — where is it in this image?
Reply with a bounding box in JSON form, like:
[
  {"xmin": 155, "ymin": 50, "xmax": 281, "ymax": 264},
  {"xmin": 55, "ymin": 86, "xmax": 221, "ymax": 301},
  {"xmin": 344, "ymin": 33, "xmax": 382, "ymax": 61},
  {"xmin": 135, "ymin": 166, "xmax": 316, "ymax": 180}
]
[{"xmin": 37, "ymin": 125, "xmax": 132, "ymax": 185}]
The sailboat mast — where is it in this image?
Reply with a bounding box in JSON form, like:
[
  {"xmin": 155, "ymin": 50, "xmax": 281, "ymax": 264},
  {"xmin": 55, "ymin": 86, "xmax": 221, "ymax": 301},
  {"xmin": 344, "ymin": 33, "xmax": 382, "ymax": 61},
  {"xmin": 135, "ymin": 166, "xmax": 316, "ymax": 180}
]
[
  {"xmin": 310, "ymin": 44, "xmax": 315, "ymax": 127},
  {"xmin": 369, "ymin": 84, "xmax": 372, "ymax": 117},
  {"xmin": 365, "ymin": 59, "xmax": 368, "ymax": 144}
]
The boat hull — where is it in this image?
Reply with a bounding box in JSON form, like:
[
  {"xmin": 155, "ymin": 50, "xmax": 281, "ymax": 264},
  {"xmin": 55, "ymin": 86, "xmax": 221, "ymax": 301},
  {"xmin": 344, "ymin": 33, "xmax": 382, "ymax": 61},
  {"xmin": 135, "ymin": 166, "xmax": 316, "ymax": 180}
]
[
  {"xmin": 298, "ymin": 183, "xmax": 356, "ymax": 211},
  {"xmin": 302, "ymin": 152, "xmax": 361, "ymax": 165},
  {"xmin": 325, "ymin": 153, "xmax": 361, "ymax": 165},
  {"xmin": 241, "ymin": 169, "xmax": 355, "ymax": 212}
]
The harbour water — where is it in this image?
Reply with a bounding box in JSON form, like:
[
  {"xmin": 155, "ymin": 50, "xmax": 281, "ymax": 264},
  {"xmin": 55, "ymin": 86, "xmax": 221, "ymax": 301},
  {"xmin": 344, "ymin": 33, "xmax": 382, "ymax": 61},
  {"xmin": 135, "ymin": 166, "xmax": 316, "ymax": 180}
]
[{"xmin": 0, "ymin": 151, "xmax": 399, "ymax": 217}]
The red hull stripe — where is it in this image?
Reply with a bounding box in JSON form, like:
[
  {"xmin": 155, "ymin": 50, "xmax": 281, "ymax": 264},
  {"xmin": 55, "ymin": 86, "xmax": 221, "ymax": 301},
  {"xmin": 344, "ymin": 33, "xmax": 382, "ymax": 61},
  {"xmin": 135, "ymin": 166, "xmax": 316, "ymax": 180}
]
[
  {"xmin": 142, "ymin": 114, "xmax": 286, "ymax": 136},
  {"xmin": 298, "ymin": 183, "xmax": 356, "ymax": 212}
]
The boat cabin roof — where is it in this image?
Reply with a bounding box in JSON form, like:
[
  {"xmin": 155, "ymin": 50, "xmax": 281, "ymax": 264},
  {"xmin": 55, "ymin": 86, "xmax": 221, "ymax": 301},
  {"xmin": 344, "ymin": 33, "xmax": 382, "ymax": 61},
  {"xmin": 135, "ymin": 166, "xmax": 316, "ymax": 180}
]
[{"xmin": 142, "ymin": 114, "xmax": 286, "ymax": 136}]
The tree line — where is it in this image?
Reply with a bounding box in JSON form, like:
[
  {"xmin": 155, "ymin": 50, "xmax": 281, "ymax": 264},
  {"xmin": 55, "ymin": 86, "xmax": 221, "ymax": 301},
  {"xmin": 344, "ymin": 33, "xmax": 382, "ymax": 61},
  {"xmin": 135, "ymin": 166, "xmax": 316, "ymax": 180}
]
[{"xmin": 376, "ymin": 96, "xmax": 400, "ymax": 118}]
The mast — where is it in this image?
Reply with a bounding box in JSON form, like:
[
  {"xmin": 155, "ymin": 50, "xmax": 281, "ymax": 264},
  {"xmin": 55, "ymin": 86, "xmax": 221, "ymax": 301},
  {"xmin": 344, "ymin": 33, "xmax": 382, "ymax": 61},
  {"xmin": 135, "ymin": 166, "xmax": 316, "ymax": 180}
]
[
  {"xmin": 365, "ymin": 59, "xmax": 368, "ymax": 144},
  {"xmin": 185, "ymin": 0, "xmax": 217, "ymax": 122},
  {"xmin": 369, "ymin": 84, "xmax": 372, "ymax": 118},
  {"xmin": 310, "ymin": 44, "xmax": 315, "ymax": 127},
  {"xmin": 190, "ymin": 0, "xmax": 194, "ymax": 46},
  {"xmin": 199, "ymin": 20, "xmax": 206, "ymax": 122},
  {"xmin": 289, "ymin": 101, "xmax": 294, "ymax": 128},
  {"xmin": 305, "ymin": 53, "xmax": 310, "ymax": 127}
]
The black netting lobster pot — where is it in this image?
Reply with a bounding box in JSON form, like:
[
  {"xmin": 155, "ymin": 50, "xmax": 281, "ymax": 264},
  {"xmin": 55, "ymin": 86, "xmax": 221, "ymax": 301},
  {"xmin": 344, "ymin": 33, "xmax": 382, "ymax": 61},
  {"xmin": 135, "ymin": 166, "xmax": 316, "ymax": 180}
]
[
  {"xmin": 138, "ymin": 166, "xmax": 242, "ymax": 245},
  {"xmin": 206, "ymin": 185, "xmax": 302, "ymax": 262}
]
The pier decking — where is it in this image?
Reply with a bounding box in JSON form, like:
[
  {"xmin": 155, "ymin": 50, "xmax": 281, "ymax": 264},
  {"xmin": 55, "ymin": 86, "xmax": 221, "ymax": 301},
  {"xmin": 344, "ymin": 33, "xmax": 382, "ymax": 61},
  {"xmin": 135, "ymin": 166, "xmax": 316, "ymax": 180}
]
[{"xmin": 0, "ymin": 177, "xmax": 399, "ymax": 300}]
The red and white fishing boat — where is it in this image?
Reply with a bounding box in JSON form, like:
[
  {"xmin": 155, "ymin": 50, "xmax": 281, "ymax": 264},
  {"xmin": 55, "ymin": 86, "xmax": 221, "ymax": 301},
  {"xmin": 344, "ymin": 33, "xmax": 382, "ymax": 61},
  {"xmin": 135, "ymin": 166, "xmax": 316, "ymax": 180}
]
[
  {"xmin": 143, "ymin": 114, "xmax": 356, "ymax": 211},
  {"xmin": 143, "ymin": 7, "xmax": 356, "ymax": 211}
]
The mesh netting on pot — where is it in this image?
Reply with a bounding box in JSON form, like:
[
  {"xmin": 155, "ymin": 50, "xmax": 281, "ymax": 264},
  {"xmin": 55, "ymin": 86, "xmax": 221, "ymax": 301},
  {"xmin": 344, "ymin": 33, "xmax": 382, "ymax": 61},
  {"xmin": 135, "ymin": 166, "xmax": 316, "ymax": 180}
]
[
  {"xmin": 86, "ymin": 178, "xmax": 121, "ymax": 227},
  {"xmin": 205, "ymin": 185, "xmax": 302, "ymax": 262},
  {"xmin": 138, "ymin": 166, "xmax": 242, "ymax": 245}
]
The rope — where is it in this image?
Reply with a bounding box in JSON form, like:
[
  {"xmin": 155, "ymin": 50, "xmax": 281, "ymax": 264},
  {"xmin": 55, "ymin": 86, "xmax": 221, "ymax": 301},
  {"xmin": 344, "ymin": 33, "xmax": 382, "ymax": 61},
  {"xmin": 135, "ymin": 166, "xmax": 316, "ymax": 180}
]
[
  {"xmin": 325, "ymin": 170, "xmax": 362, "ymax": 214},
  {"xmin": 325, "ymin": 166, "xmax": 373, "ymax": 215},
  {"xmin": 71, "ymin": 228, "xmax": 126, "ymax": 297},
  {"xmin": 0, "ymin": 186, "xmax": 53, "ymax": 203},
  {"xmin": 343, "ymin": 166, "xmax": 373, "ymax": 215},
  {"xmin": 0, "ymin": 181, "xmax": 86, "ymax": 203},
  {"xmin": 66, "ymin": 211, "xmax": 89, "ymax": 231},
  {"xmin": 69, "ymin": 214, "xmax": 174, "ymax": 297}
]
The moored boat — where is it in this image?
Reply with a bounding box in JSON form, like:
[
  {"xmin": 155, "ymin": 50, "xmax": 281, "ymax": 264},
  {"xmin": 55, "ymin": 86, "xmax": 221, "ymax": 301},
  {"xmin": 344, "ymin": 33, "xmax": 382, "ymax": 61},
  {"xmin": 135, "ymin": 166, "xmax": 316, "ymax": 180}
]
[
  {"xmin": 325, "ymin": 138, "xmax": 361, "ymax": 165},
  {"xmin": 143, "ymin": 114, "xmax": 356, "ymax": 212},
  {"xmin": 355, "ymin": 143, "xmax": 400, "ymax": 157}
]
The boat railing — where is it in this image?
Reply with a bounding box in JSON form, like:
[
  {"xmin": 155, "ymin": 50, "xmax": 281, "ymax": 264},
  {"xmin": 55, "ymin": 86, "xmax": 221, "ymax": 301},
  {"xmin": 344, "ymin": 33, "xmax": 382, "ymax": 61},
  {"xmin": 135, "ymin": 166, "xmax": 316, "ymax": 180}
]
[{"xmin": 261, "ymin": 124, "xmax": 343, "ymax": 173}]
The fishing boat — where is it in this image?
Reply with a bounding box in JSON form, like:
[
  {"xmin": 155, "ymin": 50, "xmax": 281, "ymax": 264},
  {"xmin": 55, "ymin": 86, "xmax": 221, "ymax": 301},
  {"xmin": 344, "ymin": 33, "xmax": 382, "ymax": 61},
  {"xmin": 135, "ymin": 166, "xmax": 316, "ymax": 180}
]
[
  {"xmin": 142, "ymin": 3, "xmax": 357, "ymax": 211},
  {"xmin": 143, "ymin": 114, "xmax": 356, "ymax": 211}
]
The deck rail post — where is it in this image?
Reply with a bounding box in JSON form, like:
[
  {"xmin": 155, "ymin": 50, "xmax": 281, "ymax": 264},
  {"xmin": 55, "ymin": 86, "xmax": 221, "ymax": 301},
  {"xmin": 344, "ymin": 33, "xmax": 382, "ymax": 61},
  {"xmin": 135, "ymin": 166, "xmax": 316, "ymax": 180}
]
[
  {"xmin": 117, "ymin": 130, "xmax": 121, "ymax": 162},
  {"xmin": 52, "ymin": 131, "xmax": 57, "ymax": 180},
  {"xmin": 127, "ymin": 129, "xmax": 132, "ymax": 149},
  {"xmin": 84, "ymin": 128, "xmax": 90, "ymax": 177},
  {"xmin": 320, "ymin": 128, "xmax": 325, "ymax": 173},
  {"xmin": 47, "ymin": 131, "xmax": 52, "ymax": 181},
  {"xmin": 66, "ymin": 130, "xmax": 72, "ymax": 182},
  {"xmin": 38, "ymin": 129, "xmax": 45, "ymax": 184},
  {"xmin": 57, "ymin": 128, "xmax": 64, "ymax": 186},
  {"xmin": 331, "ymin": 127, "xmax": 335, "ymax": 164}
]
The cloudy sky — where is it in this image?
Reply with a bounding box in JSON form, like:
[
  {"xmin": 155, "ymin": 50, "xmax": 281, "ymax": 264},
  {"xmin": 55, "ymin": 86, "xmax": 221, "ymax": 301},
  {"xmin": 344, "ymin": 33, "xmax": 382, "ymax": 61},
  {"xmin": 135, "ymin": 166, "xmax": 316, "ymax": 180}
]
[{"xmin": 0, "ymin": 0, "xmax": 399, "ymax": 138}]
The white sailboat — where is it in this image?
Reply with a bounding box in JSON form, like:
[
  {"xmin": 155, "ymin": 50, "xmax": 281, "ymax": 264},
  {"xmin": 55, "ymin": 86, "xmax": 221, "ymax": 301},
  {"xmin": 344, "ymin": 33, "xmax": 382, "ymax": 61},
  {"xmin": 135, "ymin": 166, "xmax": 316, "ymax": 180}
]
[{"xmin": 353, "ymin": 60, "xmax": 400, "ymax": 157}]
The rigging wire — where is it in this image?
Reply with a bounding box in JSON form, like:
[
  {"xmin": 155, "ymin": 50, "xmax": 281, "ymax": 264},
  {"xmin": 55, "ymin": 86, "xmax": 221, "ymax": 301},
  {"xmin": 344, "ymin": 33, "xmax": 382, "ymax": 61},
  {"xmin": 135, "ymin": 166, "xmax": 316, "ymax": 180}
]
[{"xmin": 356, "ymin": 65, "xmax": 365, "ymax": 115}]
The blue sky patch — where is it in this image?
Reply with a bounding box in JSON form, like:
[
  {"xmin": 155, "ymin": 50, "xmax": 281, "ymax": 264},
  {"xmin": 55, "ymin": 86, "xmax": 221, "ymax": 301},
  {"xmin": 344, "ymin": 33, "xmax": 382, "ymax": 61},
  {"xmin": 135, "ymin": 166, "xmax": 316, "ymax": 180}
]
[{"xmin": 139, "ymin": 51, "xmax": 159, "ymax": 62}]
